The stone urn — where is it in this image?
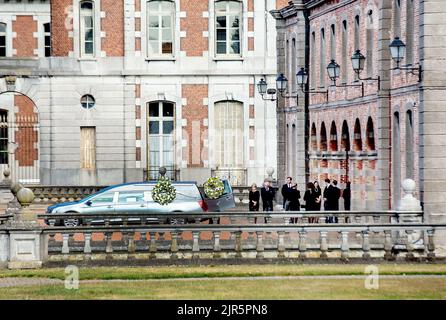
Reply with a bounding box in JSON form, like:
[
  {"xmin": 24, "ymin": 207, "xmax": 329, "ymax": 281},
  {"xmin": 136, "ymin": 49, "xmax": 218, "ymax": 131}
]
[{"xmin": 15, "ymin": 188, "xmax": 36, "ymax": 222}]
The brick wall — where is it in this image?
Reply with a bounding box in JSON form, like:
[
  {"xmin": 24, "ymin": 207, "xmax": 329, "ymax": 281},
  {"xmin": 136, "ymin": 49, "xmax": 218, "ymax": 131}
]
[
  {"xmin": 12, "ymin": 16, "xmax": 37, "ymax": 57},
  {"xmin": 182, "ymin": 84, "xmax": 208, "ymax": 167},
  {"xmin": 101, "ymin": 0, "xmax": 124, "ymax": 56},
  {"xmin": 14, "ymin": 95, "xmax": 38, "ymax": 167},
  {"xmin": 51, "ymin": 0, "xmax": 73, "ymax": 56},
  {"xmin": 180, "ymin": 0, "xmax": 209, "ymax": 57}
]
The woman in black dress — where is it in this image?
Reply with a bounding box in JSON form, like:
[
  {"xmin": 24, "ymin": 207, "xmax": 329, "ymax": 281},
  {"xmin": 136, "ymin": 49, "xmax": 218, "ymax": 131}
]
[
  {"xmin": 288, "ymin": 183, "xmax": 301, "ymax": 223},
  {"xmin": 313, "ymin": 181, "xmax": 322, "ymax": 212},
  {"xmin": 249, "ymin": 183, "xmax": 260, "ymax": 223},
  {"xmin": 304, "ymin": 182, "xmax": 317, "ymax": 223}
]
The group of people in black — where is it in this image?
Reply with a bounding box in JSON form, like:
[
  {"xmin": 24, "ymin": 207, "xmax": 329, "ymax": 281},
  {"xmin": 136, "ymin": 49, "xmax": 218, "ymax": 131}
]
[{"xmin": 248, "ymin": 177, "xmax": 352, "ymax": 223}]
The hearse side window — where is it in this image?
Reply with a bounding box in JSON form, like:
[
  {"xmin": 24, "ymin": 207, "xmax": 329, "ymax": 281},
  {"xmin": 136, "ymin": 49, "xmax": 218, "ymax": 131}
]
[
  {"xmin": 118, "ymin": 192, "xmax": 145, "ymax": 203},
  {"xmin": 91, "ymin": 192, "xmax": 115, "ymax": 203}
]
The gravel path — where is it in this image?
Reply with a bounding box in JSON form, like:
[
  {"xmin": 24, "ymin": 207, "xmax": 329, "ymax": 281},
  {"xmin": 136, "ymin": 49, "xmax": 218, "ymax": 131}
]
[{"xmin": 0, "ymin": 274, "xmax": 445, "ymax": 288}]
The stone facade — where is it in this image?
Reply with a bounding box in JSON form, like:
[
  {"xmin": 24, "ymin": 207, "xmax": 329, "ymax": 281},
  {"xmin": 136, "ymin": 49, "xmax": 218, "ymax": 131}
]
[
  {"xmin": 0, "ymin": 0, "xmax": 281, "ymax": 187},
  {"xmin": 274, "ymin": 0, "xmax": 446, "ymax": 221}
]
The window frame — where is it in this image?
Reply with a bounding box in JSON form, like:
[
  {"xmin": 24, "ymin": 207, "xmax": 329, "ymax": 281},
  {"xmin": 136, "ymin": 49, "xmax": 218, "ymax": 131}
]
[
  {"xmin": 214, "ymin": 0, "xmax": 243, "ymax": 57},
  {"xmin": 81, "ymin": 94, "xmax": 96, "ymax": 109},
  {"xmin": 0, "ymin": 110, "xmax": 8, "ymax": 165},
  {"xmin": 43, "ymin": 22, "xmax": 51, "ymax": 57},
  {"xmin": 146, "ymin": 0, "xmax": 175, "ymax": 58},
  {"xmin": 0, "ymin": 23, "xmax": 7, "ymax": 58},
  {"xmin": 79, "ymin": 0, "xmax": 95, "ymax": 58}
]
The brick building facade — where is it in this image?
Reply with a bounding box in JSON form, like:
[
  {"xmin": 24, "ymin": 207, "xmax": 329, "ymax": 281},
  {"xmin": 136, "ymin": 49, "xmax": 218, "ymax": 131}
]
[
  {"xmin": 274, "ymin": 0, "xmax": 446, "ymax": 222},
  {"xmin": 0, "ymin": 0, "xmax": 284, "ymax": 187}
]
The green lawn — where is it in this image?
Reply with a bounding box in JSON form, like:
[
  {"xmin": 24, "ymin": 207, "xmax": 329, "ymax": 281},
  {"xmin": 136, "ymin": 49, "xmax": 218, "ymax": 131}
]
[
  {"xmin": 0, "ymin": 278, "xmax": 445, "ymax": 300},
  {"xmin": 1, "ymin": 264, "xmax": 446, "ymax": 280}
]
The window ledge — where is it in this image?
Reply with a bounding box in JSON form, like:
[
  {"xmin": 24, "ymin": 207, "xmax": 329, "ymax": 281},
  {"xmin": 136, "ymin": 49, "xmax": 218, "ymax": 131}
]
[
  {"xmin": 78, "ymin": 57, "xmax": 97, "ymax": 62},
  {"xmin": 213, "ymin": 56, "xmax": 244, "ymax": 62},
  {"xmin": 145, "ymin": 57, "xmax": 176, "ymax": 62}
]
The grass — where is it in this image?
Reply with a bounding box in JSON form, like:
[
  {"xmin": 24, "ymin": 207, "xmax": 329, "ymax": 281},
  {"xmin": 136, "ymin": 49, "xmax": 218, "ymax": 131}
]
[
  {"xmin": 1, "ymin": 264, "xmax": 446, "ymax": 280},
  {"xmin": 0, "ymin": 278, "xmax": 445, "ymax": 300}
]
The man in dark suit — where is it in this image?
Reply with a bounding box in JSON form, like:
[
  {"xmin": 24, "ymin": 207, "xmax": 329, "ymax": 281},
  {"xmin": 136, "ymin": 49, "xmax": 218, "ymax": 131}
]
[
  {"xmin": 332, "ymin": 180, "xmax": 341, "ymax": 211},
  {"xmin": 281, "ymin": 177, "xmax": 293, "ymax": 211},
  {"xmin": 261, "ymin": 179, "xmax": 275, "ymax": 212},
  {"xmin": 323, "ymin": 178, "xmax": 332, "ymax": 211}
]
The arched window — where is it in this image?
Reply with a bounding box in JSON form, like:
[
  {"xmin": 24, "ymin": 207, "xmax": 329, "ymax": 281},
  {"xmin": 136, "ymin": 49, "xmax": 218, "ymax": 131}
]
[
  {"xmin": 80, "ymin": 1, "xmax": 94, "ymax": 57},
  {"xmin": 354, "ymin": 15, "xmax": 360, "ymax": 51},
  {"xmin": 214, "ymin": 101, "xmax": 244, "ymax": 168},
  {"xmin": 341, "ymin": 20, "xmax": 348, "ymax": 84},
  {"xmin": 329, "ymin": 121, "xmax": 338, "ymax": 151},
  {"xmin": 320, "ymin": 28, "xmax": 326, "ymax": 87},
  {"xmin": 406, "ymin": 0, "xmax": 414, "ymax": 65},
  {"xmin": 393, "ymin": 0, "xmax": 401, "ymax": 38},
  {"xmin": 148, "ymin": 101, "xmax": 175, "ymax": 179},
  {"xmin": 0, "ymin": 110, "xmax": 8, "ymax": 164},
  {"xmin": 292, "ymin": 38, "xmax": 296, "ymax": 92},
  {"xmin": 366, "ymin": 10, "xmax": 374, "ymax": 77},
  {"xmin": 0, "ymin": 23, "xmax": 6, "ymax": 57},
  {"xmin": 341, "ymin": 120, "xmax": 350, "ymax": 151},
  {"xmin": 215, "ymin": 1, "xmax": 242, "ymax": 56},
  {"xmin": 147, "ymin": 0, "xmax": 175, "ymax": 57},
  {"xmin": 393, "ymin": 112, "xmax": 401, "ymax": 207},
  {"xmin": 353, "ymin": 118, "xmax": 362, "ymax": 151},
  {"xmin": 320, "ymin": 122, "xmax": 327, "ymax": 151},
  {"xmin": 310, "ymin": 31, "xmax": 316, "ymax": 88},
  {"xmin": 366, "ymin": 117, "xmax": 375, "ymax": 151},
  {"xmin": 311, "ymin": 123, "xmax": 317, "ymax": 150},
  {"xmin": 405, "ymin": 110, "xmax": 414, "ymax": 178},
  {"xmin": 330, "ymin": 24, "xmax": 336, "ymax": 61},
  {"xmin": 81, "ymin": 94, "xmax": 95, "ymax": 109}
]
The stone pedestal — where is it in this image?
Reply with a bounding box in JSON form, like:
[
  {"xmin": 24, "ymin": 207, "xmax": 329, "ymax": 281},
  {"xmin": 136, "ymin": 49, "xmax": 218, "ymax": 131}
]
[{"xmin": 7, "ymin": 223, "xmax": 46, "ymax": 269}]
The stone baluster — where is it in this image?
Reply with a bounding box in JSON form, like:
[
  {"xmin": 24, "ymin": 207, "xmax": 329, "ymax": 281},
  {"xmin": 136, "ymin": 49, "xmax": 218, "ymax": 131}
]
[
  {"xmin": 373, "ymin": 215, "xmax": 380, "ymax": 224},
  {"xmin": 105, "ymin": 232, "xmax": 113, "ymax": 253},
  {"xmin": 140, "ymin": 231, "xmax": 147, "ymax": 243},
  {"xmin": 277, "ymin": 231, "xmax": 285, "ymax": 258},
  {"xmin": 362, "ymin": 231, "xmax": 371, "ymax": 259},
  {"xmin": 127, "ymin": 232, "xmax": 136, "ymax": 253},
  {"xmin": 299, "ymin": 231, "xmax": 307, "ymax": 259},
  {"xmin": 338, "ymin": 214, "xmax": 346, "ymax": 224},
  {"xmin": 319, "ymin": 231, "xmax": 328, "ymax": 259},
  {"xmin": 340, "ymin": 231, "xmax": 349, "ymax": 260},
  {"xmin": 302, "ymin": 216, "xmax": 309, "ymax": 224},
  {"xmin": 192, "ymin": 231, "xmax": 200, "ymax": 256},
  {"xmin": 384, "ymin": 230, "xmax": 394, "ymax": 260},
  {"xmin": 62, "ymin": 233, "xmax": 70, "ymax": 254},
  {"xmin": 104, "ymin": 219, "xmax": 110, "ymax": 227},
  {"xmin": 235, "ymin": 231, "xmax": 242, "ymax": 258},
  {"xmin": 248, "ymin": 216, "xmax": 256, "ymax": 224},
  {"xmin": 84, "ymin": 232, "xmax": 92, "ymax": 254},
  {"xmin": 213, "ymin": 231, "xmax": 221, "ymax": 258},
  {"xmin": 427, "ymin": 229, "xmax": 436, "ymax": 259},
  {"xmin": 354, "ymin": 215, "xmax": 362, "ymax": 224},
  {"xmin": 405, "ymin": 230, "xmax": 414, "ymax": 260},
  {"xmin": 256, "ymin": 231, "xmax": 264, "ymax": 258},
  {"xmin": 170, "ymin": 231, "xmax": 179, "ymax": 259},
  {"xmin": 149, "ymin": 232, "xmax": 157, "ymax": 258}
]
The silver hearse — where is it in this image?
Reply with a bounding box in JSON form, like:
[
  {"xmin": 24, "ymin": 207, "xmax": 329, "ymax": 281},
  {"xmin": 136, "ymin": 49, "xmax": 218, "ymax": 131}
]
[{"xmin": 46, "ymin": 180, "xmax": 235, "ymax": 227}]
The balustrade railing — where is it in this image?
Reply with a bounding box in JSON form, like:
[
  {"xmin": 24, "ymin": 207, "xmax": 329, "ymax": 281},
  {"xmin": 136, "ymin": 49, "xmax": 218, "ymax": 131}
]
[{"xmin": 34, "ymin": 211, "xmax": 440, "ymax": 264}]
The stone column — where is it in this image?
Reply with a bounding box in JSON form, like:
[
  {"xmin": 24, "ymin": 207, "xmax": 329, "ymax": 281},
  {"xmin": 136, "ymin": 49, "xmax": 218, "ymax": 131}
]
[{"xmin": 6, "ymin": 188, "xmax": 47, "ymax": 269}]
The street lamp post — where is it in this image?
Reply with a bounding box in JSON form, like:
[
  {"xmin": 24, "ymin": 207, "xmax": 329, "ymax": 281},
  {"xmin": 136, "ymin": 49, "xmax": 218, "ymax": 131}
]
[
  {"xmin": 257, "ymin": 74, "xmax": 298, "ymax": 104},
  {"xmin": 296, "ymin": 68, "xmax": 329, "ymax": 102},
  {"xmin": 389, "ymin": 37, "xmax": 422, "ymax": 82},
  {"xmin": 351, "ymin": 50, "xmax": 381, "ymax": 90},
  {"xmin": 326, "ymin": 59, "xmax": 364, "ymax": 97}
]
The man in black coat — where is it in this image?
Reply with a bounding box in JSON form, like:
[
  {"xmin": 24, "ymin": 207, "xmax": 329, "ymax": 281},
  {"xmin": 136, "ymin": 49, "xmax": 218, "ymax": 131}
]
[
  {"xmin": 323, "ymin": 178, "xmax": 332, "ymax": 211},
  {"xmin": 332, "ymin": 180, "xmax": 341, "ymax": 211},
  {"xmin": 261, "ymin": 180, "xmax": 275, "ymax": 212},
  {"xmin": 281, "ymin": 177, "xmax": 294, "ymax": 211}
]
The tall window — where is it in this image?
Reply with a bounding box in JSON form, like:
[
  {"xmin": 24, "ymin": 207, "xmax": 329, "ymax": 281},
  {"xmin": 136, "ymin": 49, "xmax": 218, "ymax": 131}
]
[
  {"xmin": 44, "ymin": 23, "xmax": 51, "ymax": 57},
  {"xmin": 80, "ymin": 1, "xmax": 94, "ymax": 57},
  {"xmin": 406, "ymin": 0, "xmax": 414, "ymax": 65},
  {"xmin": 214, "ymin": 101, "xmax": 244, "ymax": 168},
  {"xmin": 366, "ymin": 10, "xmax": 374, "ymax": 77},
  {"xmin": 320, "ymin": 28, "xmax": 326, "ymax": 87},
  {"xmin": 148, "ymin": 101, "xmax": 175, "ymax": 178},
  {"xmin": 354, "ymin": 15, "xmax": 360, "ymax": 51},
  {"xmin": 310, "ymin": 32, "xmax": 316, "ymax": 88},
  {"xmin": 0, "ymin": 23, "xmax": 6, "ymax": 57},
  {"xmin": 392, "ymin": 112, "xmax": 401, "ymax": 208},
  {"xmin": 405, "ymin": 110, "xmax": 414, "ymax": 178},
  {"xmin": 393, "ymin": 0, "xmax": 401, "ymax": 38},
  {"xmin": 80, "ymin": 127, "xmax": 96, "ymax": 169},
  {"xmin": 292, "ymin": 38, "xmax": 296, "ymax": 92},
  {"xmin": 215, "ymin": 1, "xmax": 242, "ymax": 56},
  {"xmin": 147, "ymin": 0, "xmax": 174, "ymax": 57},
  {"xmin": 330, "ymin": 24, "xmax": 336, "ymax": 60},
  {"xmin": 341, "ymin": 20, "xmax": 348, "ymax": 83},
  {"xmin": 0, "ymin": 111, "xmax": 8, "ymax": 164}
]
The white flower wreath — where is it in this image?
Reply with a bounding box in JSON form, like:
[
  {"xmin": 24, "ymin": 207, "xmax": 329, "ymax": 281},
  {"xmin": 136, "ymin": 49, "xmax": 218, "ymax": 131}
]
[
  {"xmin": 203, "ymin": 177, "xmax": 225, "ymax": 199},
  {"xmin": 152, "ymin": 176, "xmax": 176, "ymax": 206}
]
